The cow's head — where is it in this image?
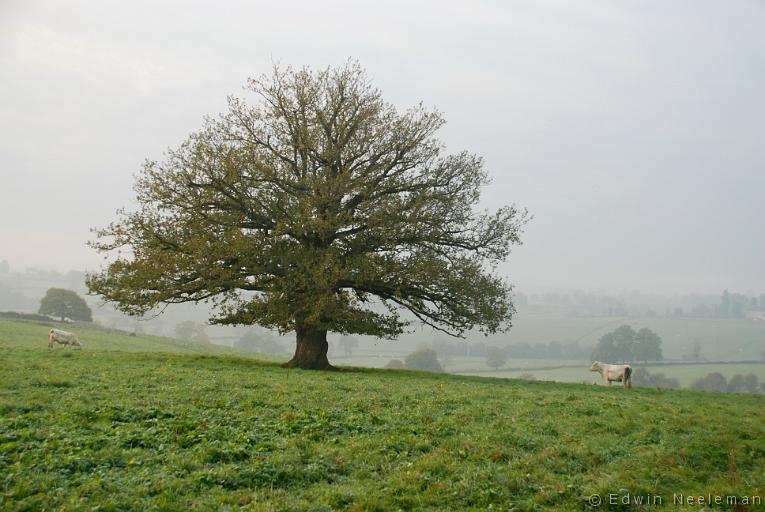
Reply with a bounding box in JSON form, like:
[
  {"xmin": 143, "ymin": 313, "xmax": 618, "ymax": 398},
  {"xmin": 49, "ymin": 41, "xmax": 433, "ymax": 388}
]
[{"xmin": 589, "ymin": 361, "xmax": 601, "ymax": 372}]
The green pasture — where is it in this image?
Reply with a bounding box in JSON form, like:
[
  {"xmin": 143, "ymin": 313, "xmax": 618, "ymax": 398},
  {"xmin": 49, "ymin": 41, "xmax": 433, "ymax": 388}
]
[
  {"xmin": 1, "ymin": 318, "xmax": 764, "ymax": 510},
  {"xmin": 0, "ymin": 318, "xmax": 269, "ymax": 359}
]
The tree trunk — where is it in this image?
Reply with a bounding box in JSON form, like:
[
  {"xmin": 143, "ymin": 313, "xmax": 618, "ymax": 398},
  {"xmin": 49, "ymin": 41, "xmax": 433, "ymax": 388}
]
[{"xmin": 283, "ymin": 326, "xmax": 336, "ymax": 370}]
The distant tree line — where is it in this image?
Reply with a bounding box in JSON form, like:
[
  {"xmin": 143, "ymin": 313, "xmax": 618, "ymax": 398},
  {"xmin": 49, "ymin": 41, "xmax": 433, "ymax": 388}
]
[
  {"xmin": 0, "ymin": 311, "xmax": 55, "ymax": 322},
  {"xmin": 690, "ymin": 372, "xmax": 764, "ymax": 394},
  {"xmin": 431, "ymin": 337, "xmax": 591, "ymax": 363},
  {"xmin": 688, "ymin": 290, "xmax": 765, "ymax": 319},
  {"xmin": 591, "ymin": 325, "xmax": 663, "ymax": 363},
  {"xmin": 514, "ymin": 289, "xmax": 765, "ymax": 320},
  {"xmin": 631, "ymin": 369, "xmax": 680, "ymax": 389},
  {"xmin": 627, "ymin": 368, "xmax": 764, "ymax": 394}
]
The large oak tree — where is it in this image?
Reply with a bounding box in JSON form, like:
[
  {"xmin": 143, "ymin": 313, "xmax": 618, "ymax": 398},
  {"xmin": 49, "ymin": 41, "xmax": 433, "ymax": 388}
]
[{"xmin": 87, "ymin": 62, "xmax": 528, "ymax": 369}]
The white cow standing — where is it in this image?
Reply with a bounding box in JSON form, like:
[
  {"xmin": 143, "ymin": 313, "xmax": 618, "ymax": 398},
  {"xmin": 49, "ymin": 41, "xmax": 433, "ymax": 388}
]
[
  {"xmin": 48, "ymin": 328, "xmax": 83, "ymax": 349},
  {"xmin": 589, "ymin": 361, "xmax": 632, "ymax": 388}
]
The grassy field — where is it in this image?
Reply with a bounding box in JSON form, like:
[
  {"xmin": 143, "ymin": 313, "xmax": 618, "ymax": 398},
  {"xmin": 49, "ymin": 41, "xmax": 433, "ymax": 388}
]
[
  {"xmin": 2, "ymin": 319, "xmax": 765, "ymax": 510},
  {"xmin": 0, "ymin": 318, "xmax": 269, "ymax": 358}
]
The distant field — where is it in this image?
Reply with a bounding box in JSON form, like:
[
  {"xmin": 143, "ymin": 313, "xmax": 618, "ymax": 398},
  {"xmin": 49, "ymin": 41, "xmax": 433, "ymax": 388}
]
[
  {"xmin": 329, "ymin": 354, "xmax": 589, "ymax": 372},
  {"xmin": 339, "ymin": 315, "xmax": 765, "ymax": 368},
  {"xmin": 337, "ymin": 352, "xmax": 765, "ymax": 389},
  {"xmin": 2, "ymin": 342, "xmax": 764, "ymax": 510},
  {"xmin": 487, "ymin": 315, "xmax": 765, "ymax": 361},
  {"xmin": 469, "ymin": 363, "xmax": 765, "ymax": 387}
]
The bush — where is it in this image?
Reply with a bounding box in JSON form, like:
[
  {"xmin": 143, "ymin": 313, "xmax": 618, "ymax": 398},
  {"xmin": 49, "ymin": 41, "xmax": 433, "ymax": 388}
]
[
  {"xmin": 690, "ymin": 372, "xmax": 728, "ymax": 392},
  {"xmin": 727, "ymin": 373, "xmax": 759, "ymax": 393},
  {"xmin": 404, "ymin": 349, "xmax": 443, "ymax": 373},
  {"xmin": 631, "ymin": 368, "xmax": 680, "ymax": 389},
  {"xmin": 384, "ymin": 359, "xmax": 406, "ymax": 369}
]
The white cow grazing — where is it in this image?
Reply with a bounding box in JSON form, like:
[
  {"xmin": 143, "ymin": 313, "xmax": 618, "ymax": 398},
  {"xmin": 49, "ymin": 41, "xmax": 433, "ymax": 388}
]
[
  {"xmin": 48, "ymin": 328, "xmax": 83, "ymax": 349},
  {"xmin": 589, "ymin": 361, "xmax": 632, "ymax": 388}
]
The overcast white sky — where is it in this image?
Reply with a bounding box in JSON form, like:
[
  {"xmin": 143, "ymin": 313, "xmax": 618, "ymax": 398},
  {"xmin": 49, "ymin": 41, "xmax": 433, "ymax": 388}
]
[{"xmin": 1, "ymin": 0, "xmax": 763, "ymax": 294}]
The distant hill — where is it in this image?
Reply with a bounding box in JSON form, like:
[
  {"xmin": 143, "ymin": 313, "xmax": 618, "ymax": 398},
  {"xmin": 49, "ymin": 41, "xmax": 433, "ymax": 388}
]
[{"xmin": 0, "ymin": 317, "xmax": 279, "ymax": 359}]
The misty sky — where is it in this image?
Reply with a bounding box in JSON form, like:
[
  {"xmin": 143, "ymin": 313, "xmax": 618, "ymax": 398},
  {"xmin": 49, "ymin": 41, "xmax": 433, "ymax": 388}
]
[{"xmin": 1, "ymin": 0, "xmax": 763, "ymax": 295}]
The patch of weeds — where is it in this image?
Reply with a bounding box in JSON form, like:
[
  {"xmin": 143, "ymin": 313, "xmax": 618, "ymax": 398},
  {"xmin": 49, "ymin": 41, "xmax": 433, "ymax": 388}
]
[
  {"xmin": 34, "ymin": 378, "xmax": 72, "ymax": 388},
  {"xmin": 0, "ymin": 403, "xmax": 44, "ymax": 415}
]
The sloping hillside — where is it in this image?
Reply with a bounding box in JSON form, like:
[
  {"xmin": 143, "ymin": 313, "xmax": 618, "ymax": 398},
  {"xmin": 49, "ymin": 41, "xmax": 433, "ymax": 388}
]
[
  {"xmin": 0, "ymin": 318, "xmax": 264, "ymax": 357},
  {"xmin": 1, "ymin": 336, "xmax": 763, "ymax": 510}
]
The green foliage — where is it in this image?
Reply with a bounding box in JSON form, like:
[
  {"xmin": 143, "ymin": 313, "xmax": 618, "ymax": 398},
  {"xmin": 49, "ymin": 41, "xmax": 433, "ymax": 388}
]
[
  {"xmin": 633, "ymin": 327, "xmax": 663, "ymax": 361},
  {"xmin": 404, "ymin": 348, "xmax": 443, "ymax": 372},
  {"xmin": 591, "ymin": 325, "xmax": 662, "ymax": 363},
  {"xmin": 86, "ymin": 62, "xmax": 528, "ymax": 367},
  {"xmin": 1, "ymin": 331, "xmax": 764, "ymax": 510},
  {"xmin": 38, "ymin": 288, "xmax": 92, "ymax": 322}
]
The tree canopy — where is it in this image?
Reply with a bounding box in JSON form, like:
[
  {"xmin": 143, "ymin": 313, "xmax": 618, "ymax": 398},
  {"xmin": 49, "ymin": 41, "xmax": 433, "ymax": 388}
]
[
  {"xmin": 39, "ymin": 288, "xmax": 93, "ymax": 322},
  {"xmin": 87, "ymin": 61, "xmax": 528, "ymax": 369},
  {"xmin": 591, "ymin": 325, "xmax": 663, "ymax": 363}
]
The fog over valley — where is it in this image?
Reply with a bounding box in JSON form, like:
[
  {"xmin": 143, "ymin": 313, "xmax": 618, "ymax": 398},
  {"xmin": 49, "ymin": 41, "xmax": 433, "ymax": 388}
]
[
  {"xmin": 1, "ymin": 0, "xmax": 764, "ymax": 376},
  {"xmin": 2, "ymin": 1, "xmax": 764, "ymax": 294}
]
